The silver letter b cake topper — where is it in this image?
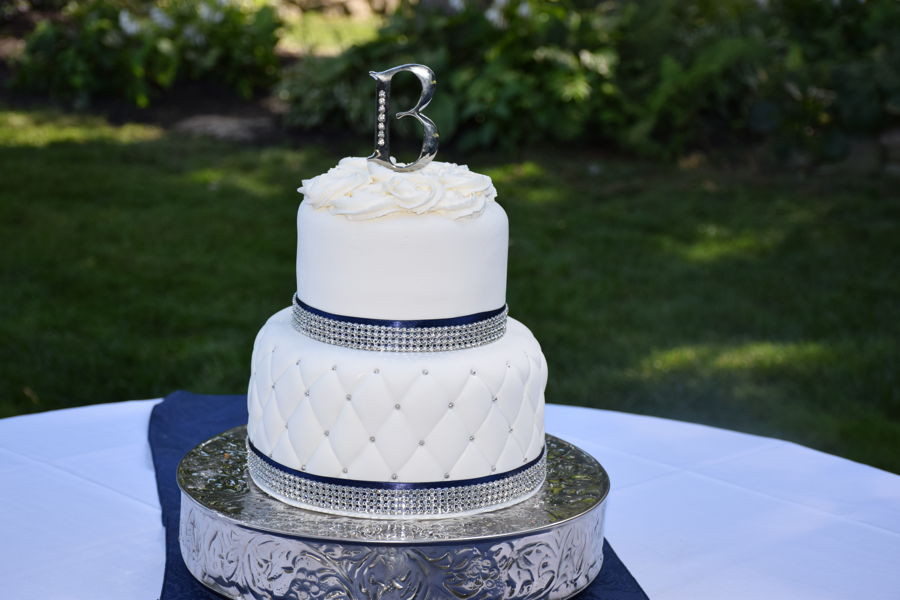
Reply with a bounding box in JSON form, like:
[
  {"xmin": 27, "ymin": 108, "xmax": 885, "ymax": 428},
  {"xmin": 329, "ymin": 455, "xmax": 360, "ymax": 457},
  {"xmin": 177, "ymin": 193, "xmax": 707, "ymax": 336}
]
[{"xmin": 368, "ymin": 64, "xmax": 439, "ymax": 172}]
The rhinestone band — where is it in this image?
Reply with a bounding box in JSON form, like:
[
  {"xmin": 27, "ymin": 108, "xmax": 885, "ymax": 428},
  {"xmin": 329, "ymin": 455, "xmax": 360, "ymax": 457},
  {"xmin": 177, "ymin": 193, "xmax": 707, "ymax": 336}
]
[
  {"xmin": 247, "ymin": 439, "xmax": 547, "ymax": 518},
  {"xmin": 291, "ymin": 298, "xmax": 508, "ymax": 352}
]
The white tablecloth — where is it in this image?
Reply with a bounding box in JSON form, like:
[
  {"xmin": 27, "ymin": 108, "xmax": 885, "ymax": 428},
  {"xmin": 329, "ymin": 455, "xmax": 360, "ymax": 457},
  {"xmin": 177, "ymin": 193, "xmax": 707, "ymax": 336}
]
[{"xmin": 1, "ymin": 400, "xmax": 898, "ymax": 600}]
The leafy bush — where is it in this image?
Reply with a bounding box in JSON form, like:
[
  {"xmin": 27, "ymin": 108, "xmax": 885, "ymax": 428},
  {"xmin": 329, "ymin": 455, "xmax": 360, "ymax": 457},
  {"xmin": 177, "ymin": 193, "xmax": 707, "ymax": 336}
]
[
  {"xmin": 1, "ymin": 0, "xmax": 71, "ymax": 23},
  {"xmin": 612, "ymin": 0, "xmax": 767, "ymax": 155},
  {"xmin": 748, "ymin": 0, "xmax": 900, "ymax": 160},
  {"xmin": 278, "ymin": 0, "xmax": 899, "ymax": 160},
  {"xmin": 14, "ymin": 0, "xmax": 281, "ymax": 107},
  {"xmin": 279, "ymin": 1, "xmax": 623, "ymax": 152}
]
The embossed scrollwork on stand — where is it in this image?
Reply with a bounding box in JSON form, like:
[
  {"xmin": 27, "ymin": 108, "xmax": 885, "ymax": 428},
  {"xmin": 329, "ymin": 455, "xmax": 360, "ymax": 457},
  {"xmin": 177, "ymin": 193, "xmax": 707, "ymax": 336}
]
[
  {"xmin": 180, "ymin": 500, "xmax": 604, "ymax": 600},
  {"xmin": 368, "ymin": 64, "xmax": 439, "ymax": 172}
]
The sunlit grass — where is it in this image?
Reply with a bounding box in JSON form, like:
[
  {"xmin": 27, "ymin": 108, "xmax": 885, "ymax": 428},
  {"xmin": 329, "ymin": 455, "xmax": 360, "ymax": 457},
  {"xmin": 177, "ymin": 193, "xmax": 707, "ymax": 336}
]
[
  {"xmin": 185, "ymin": 166, "xmax": 284, "ymax": 197},
  {"xmin": 639, "ymin": 342, "xmax": 837, "ymax": 375},
  {"xmin": 674, "ymin": 224, "xmax": 785, "ymax": 263},
  {"xmin": 1, "ymin": 108, "xmax": 898, "ymax": 472},
  {"xmin": 0, "ymin": 110, "xmax": 162, "ymax": 146},
  {"xmin": 278, "ymin": 12, "xmax": 383, "ymax": 56}
]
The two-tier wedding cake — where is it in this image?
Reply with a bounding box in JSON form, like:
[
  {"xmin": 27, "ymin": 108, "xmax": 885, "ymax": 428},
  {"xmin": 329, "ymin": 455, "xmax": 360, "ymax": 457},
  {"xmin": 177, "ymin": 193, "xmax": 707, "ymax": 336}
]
[
  {"xmin": 178, "ymin": 65, "xmax": 610, "ymax": 600},
  {"xmin": 245, "ymin": 156, "xmax": 548, "ymax": 519}
]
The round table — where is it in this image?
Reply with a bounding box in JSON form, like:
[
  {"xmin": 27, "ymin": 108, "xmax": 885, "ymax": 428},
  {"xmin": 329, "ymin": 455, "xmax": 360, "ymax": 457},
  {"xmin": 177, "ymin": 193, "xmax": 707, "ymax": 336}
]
[{"xmin": 0, "ymin": 400, "xmax": 898, "ymax": 600}]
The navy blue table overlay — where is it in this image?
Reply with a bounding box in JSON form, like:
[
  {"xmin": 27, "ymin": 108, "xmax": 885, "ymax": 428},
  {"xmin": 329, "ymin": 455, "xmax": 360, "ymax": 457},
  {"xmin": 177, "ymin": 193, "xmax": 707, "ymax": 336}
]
[{"xmin": 149, "ymin": 391, "xmax": 649, "ymax": 600}]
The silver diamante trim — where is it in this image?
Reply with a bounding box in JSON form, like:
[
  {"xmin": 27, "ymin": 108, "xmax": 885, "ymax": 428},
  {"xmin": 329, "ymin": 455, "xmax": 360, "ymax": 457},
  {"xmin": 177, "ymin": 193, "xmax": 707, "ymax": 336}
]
[
  {"xmin": 247, "ymin": 439, "xmax": 546, "ymax": 518},
  {"xmin": 291, "ymin": 302, "xmax": 508, "ymax": 352}
]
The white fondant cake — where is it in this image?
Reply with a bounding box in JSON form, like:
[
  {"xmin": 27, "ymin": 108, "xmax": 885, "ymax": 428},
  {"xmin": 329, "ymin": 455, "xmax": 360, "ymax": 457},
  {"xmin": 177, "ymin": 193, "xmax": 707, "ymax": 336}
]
[
  {"xmin": 246, "ymin": 157, "xmax": 548, "ymax": 518},
  {"xmin": 248, "ymin": 310, "xmax": 546, "ymax": 481},
  {"xmin": 296, "ymin": 158, "xmax": 507, "ymax": 320}
]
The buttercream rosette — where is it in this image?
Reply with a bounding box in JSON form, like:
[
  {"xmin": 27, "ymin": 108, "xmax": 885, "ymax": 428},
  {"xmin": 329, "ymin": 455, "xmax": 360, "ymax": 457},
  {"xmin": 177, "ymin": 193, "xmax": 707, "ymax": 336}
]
[{"xmin": 298, "ymin": 157, "xmax": 497, "ymax": 220}]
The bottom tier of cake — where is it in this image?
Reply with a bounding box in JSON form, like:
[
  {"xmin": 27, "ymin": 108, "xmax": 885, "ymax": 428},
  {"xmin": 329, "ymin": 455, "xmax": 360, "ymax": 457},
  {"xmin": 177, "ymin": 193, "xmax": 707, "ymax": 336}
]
[{"xmin": 246, "ymin": 307, "xmax": 547, "ymax": 517}]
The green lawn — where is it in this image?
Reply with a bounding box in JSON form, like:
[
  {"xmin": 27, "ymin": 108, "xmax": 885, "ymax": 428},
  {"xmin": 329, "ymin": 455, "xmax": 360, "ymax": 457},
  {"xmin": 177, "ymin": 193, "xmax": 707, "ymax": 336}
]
[
  {"xmin": 1, "ymin": 108, "xmax": 898, "ymax": 473},
  {"xmin": 278, "ymin": 13, "xmax": 382, "ymax": 56}
]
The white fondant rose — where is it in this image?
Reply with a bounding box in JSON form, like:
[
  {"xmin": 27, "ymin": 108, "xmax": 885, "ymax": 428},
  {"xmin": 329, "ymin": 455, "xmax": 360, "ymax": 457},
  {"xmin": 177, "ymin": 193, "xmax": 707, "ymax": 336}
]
[
  {"xmin": 297, "ymin": 157, "xmax": 497, "ymax": 220},
  {"xmin": 440, "ymin": 190, "xmax": 488, "ymax": 219},
  {"xmin": 328, "ymin": 189, "xmax": 399, "ymax": 220},
  {"xmin": 298, "ymin": 159, "xmax": 370, "ymax": 208},
  {"xmin": 432, "ymin": 165, "xmax": 495, "ymax": 218},
  {"xmin": 440, "ymin": 168, "xmax": 494, "ymax": 198},
  {"xmin": 383, "ymin": 173, "xmax": 442, "ymax": 213},
  {"xmin": 366, "ymin": 160, "xmax": 397, "ymax": 183}
]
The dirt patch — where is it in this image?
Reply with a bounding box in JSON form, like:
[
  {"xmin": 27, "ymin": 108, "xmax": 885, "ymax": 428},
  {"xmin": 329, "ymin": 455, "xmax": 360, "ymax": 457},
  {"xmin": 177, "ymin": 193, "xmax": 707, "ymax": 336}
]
[{"xmin": 0, "ymin": 37, "xmax": 24, "ymax": 62}]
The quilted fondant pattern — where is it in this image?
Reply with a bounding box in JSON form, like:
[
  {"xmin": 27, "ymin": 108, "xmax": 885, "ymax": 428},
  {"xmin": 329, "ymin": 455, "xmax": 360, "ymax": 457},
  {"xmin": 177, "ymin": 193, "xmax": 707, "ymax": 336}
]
[{"xmin": 247, "ymin": 308, "xmax": 547, "ymax": 483}]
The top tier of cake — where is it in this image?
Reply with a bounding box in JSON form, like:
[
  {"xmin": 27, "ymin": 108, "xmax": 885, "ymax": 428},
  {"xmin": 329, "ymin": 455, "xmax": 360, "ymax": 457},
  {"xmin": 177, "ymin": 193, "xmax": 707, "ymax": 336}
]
[{"xmin": 296, "ymin": 157, "xmax": 507, "ymax": 320}]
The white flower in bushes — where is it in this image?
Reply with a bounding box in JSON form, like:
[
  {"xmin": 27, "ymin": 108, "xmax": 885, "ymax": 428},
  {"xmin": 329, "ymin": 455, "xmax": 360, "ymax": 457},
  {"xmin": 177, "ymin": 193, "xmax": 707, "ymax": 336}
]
[
  {"xmin": 102, "ymin": 29, "xmax": 123, "ymax": 48},
  {"xmin": 485, "ymin": 0, "xmax": 508, "ymax": 28},
  {"xmin": 198, "ymin": 3, "xmax": 224, "ymax": 24},
  {"xmin": 150, "ymin": 7, "xmax": 174, "ymax": 30},
  {"xmin": 183, "ymin": 25, "xmax": 206, "ymax": 46},
  {"xmin": 118, "ymin": 10, "xmax": 141, "ymax": 36}
]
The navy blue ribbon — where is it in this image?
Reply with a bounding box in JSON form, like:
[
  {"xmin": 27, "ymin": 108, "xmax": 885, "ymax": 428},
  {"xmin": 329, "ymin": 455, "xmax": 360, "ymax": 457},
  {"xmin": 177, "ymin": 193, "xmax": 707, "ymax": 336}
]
[
  {"xmin": 248, "ymin": 437, "xmax": 545, "ymax": 491},
  {"xmin": 294, "ymin": 295, "xmax": 507, "ymax": 330}
]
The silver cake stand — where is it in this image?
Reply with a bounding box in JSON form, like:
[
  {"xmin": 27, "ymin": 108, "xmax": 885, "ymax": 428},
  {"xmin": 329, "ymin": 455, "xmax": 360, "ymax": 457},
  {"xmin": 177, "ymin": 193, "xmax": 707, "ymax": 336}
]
[{"xmin": 178, "ymin": 427, "xmax": 610, "ymax": 600}]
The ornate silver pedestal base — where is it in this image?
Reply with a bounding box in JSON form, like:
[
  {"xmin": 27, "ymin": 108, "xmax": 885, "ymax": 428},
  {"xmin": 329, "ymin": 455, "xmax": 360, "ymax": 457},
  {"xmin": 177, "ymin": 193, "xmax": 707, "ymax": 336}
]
[{"xmin": 178, "ymin": 428, "xmax": 610, "ymax": 600}]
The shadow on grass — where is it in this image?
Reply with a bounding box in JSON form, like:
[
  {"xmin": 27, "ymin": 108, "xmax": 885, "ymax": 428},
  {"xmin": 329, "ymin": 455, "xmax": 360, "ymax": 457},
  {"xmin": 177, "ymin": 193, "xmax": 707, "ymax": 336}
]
[{"xmin": 1, "ymin": 108, "xmax": 898, "ymax": 472}]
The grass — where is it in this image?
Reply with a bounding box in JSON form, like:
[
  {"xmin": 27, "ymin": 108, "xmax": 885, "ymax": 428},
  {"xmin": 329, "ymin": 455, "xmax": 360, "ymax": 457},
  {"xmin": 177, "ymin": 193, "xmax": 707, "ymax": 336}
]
[
  {"xmin": 278, "ymin": 12, "xmax": 382, "ymax": 56},
  {"xmin": 1, "ymin": 108, "xmax": 898, "ymax": 473}
]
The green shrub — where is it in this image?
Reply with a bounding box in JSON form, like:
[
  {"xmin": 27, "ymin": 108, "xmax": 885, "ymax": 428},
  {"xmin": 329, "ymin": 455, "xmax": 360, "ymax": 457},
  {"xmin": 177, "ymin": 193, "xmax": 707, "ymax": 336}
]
[
  {"xmin": 278, "ymin": 0, "xmax": 899, "ymax": 160},
  {"xmin": 14, "ymin": 0, "xmax": 281, "ymax": 107},
  {"xmin": 1, "ymin": 0, "xmax": 71, "ymax": 23},
  {"xmin": 613, "ymin": 0, "xmax": 768, "ymax": 155},
  {"xmin": 749, "ymin": 0, "xmax": 900, "ymax": 160},
  {"xmin": 279, "ymin": 1, "xmax": 623, "ymax": 152}
]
